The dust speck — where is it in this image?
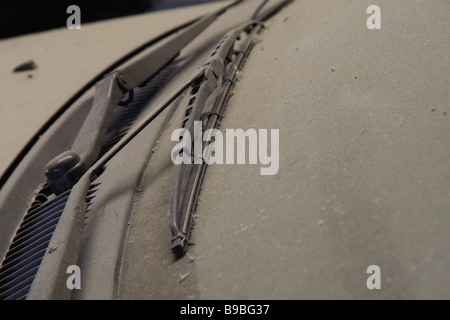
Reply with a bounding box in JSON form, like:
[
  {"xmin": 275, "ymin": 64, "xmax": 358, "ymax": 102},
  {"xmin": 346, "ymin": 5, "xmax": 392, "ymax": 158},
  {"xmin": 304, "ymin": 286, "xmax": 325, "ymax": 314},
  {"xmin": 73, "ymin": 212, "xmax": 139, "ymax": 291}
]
[
  {"xmin": 186, "ymin": 253, "xmax": 196, "ymax": 263},
  {"xmin": 252, "ymin": 34, "xmax": 263, "ymax": 44},
  {"xmin": 179, "ymin": 271, "xmax": 192, "ymax": 283}
]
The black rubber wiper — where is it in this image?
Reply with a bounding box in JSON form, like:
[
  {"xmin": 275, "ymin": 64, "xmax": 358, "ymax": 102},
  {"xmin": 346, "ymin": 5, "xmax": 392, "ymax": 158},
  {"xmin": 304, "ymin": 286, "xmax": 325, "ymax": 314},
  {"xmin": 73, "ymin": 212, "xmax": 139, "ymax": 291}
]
[
  {"xmin": 44, "ymin": 0, "xmax": 244, "ymax": 195},
  {"xmin": 170, "ymin": 0, "xmax": 292, "ymax": 257},
  {"xmin": 169, "ymin": 20, "xmax": 264, "ymax": 257}
]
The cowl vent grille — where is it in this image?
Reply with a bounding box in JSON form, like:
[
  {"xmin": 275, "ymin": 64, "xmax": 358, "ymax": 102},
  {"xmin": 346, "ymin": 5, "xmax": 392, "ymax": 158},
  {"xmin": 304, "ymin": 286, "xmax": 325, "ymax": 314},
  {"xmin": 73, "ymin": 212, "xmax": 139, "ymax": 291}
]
[{"xmin": 0, "ymin": 184, "xmax": 98, "ymax": 300}]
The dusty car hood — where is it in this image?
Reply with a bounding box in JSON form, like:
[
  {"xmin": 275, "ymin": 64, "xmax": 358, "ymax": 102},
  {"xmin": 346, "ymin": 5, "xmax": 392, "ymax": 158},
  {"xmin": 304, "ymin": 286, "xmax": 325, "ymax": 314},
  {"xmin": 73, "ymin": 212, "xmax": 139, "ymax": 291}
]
[
  {"xmin": 0, "ymin": 1, "xmax": 229, "ymax": 180},
  {"xmin": 1, "ymin": 0, "xmax": 449, "ymax": 301}
]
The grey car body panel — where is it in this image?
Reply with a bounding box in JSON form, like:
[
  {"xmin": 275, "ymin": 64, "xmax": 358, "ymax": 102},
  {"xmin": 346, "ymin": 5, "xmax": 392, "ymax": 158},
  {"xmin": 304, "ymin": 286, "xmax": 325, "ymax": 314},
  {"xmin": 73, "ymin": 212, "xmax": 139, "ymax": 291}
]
[{"xmin": 1, "ymin": 0, "xmax": 449, "ymax": 299}]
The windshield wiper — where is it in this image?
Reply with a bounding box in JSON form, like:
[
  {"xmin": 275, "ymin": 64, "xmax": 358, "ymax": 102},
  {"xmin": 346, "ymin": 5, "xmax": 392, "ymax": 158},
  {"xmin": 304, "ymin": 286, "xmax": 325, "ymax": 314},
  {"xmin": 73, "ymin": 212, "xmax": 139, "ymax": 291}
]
[
  {"xmin": 44, "ymin": 0, "xmax": 244, "ymax": 195},
  {"xmin": 170, "ymin": 0, "xmax": 292, "ymax": 257},
  {"xmin": 169, "ymin": 20, "xmax": 264, "ymax": 257}
]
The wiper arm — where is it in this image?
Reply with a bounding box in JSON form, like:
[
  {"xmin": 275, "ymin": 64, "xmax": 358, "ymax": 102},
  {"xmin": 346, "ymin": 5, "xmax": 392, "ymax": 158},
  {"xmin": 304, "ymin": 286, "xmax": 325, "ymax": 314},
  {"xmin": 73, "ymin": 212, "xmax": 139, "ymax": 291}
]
[{"xmin": 45, "ymin": 1, "xmax": 244, "ymax": 195}]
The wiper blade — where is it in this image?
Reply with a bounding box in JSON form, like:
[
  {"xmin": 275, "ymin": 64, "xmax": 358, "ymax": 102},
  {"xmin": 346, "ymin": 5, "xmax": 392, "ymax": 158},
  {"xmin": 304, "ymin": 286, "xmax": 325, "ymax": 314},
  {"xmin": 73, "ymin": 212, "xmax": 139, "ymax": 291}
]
[
  {"xmin": 170, "ymin": 0, "xmax": 292, "ymax": 257},
  {"xmin": 170, "ymin": 21, "xmax": 265, "ymax": 257},
  {"xmin": 44, "ymin": 0, "xmax": 244, "ymax": 195}
]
